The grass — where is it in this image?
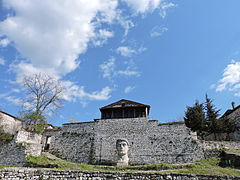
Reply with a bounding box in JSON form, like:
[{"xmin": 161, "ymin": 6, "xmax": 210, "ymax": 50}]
[
  {"xmin": 26, "ymin": 155, "xmax": 131, "ymax": 172},
  {"xmin": 26, "ymin": 155, "xmax": 240, "ymax": 176},
  {"xmin": 0, "ymin": 165, "xmax": 15, "ymax": 168},
  {"xmin": 163, "ymin": 158, "xmax": 240, "ymax": 176},
  {"xmin": 225, "ymin": 148, "xmax": 240, "ymax": 156}
]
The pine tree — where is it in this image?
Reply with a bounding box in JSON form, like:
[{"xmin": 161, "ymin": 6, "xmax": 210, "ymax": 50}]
[
  {"xmin": 205, "ymin": 94, "xmax": 220, "ymax": 136},
  {"xmin": 184, "ymin": 100, "xmax": 206, "ymax": 132}
]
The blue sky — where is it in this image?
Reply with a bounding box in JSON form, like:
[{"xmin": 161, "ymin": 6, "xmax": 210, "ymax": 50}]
[{"xmin": 1, "ymin": 0, "xmax": 240, "ymax": 126}]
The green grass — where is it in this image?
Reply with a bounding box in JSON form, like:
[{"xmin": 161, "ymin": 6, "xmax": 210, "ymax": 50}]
[
  {"xmin": 225, "ymin": 148, "xmax": 240, "ymax": 156},
  {"xmin": 163, "ymin": 158, "xmax": 240, "ymax": 176},
  {"xmin": 26, "ymin": 156, "xmax": 240, "ymax": 176},
  {"xmin": 26, "ymin": 155, "xmax": 189, "ymax": 172},
  {"xmin": 0, "ymin": 165, "xmax": 14, "ymax": 168},
  {"xmin": 26, "ymin": 155, "xmax": 132, "ymax": 172}
]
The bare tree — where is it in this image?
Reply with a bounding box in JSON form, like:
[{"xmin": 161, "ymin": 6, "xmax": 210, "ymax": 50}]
[
  {"xmin": 22, "ymin": 73, "xmax": 65, "ymax": 118},
  {"xmin": 20, "ymin": 73, "xmax": 65, "ymax": 133}
]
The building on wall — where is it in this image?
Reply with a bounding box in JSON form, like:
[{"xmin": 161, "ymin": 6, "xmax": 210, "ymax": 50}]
[
  {"xmin": 100, "ymin": 99, "xmax": 150, "ymax": 119},
  {"xmin": 221, "ymin": 102, "xmax": 240, "ymax": 141},
  {"xmin": 44, "ymin": 99, "xmax": 205, "ymax": 165},
  {"xmin": 0, "ymin": 110, "xmax": 22, "ymax": 135}
]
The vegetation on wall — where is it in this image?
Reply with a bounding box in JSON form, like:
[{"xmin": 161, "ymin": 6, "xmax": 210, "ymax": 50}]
[
  {"xmin": 184, "ymin": 94, "xmax": 236, "ymax": 138},
  {"xmin": 0, "ymin": 114, "xmax": 14, "ymax": 142},
  {"xmin": 20, "ymin": 111, "xmax": 46, "ymax": 134},
  {"xmin": 0, "ymin": 126, "xmax": 13, "ymax": 142}
]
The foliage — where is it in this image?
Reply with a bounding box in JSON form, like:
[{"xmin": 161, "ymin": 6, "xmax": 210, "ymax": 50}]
[
  {"xmin": 184, "ymin": 95, "xmax": 236, "ymax": 136},
  {"xmin": 20, "ymin": 111, "xmax": 46, "ymax": 134},
  {"xmin": 0, "ymin": 126, "xmax": 14, "ymax": 142},
  {"xmin": 184, "ymin": 101, "xmax": 206, "ymax": 132},
  {"xmin": 205, "ymin": 94, "xmax": 220, "ymax": 134}
]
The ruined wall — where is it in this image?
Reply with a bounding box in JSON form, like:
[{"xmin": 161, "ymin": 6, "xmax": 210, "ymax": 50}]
[
  {"xmin": 48, "ymin": 118, "xmax": 204, "ymax": 165},
  {"xmin": 15, "ymin": 130, "xmax": 42, "ymax": 156},
  {"xmin": 0, "ymin": 130, "xmax": 42, "ymax": 166},
  {"xmin": 0, "ymin": 111, "xmax": 22, "ymax": 135},
  {"xmin": 48, "ymin": 122, "xmax": 95, "ymax": 164},
  {"xmin": 93, "ymin": 118, "xmax": 204, "ymax": 165},
  {"xmin": 0, "ymin": 141, "xmax": 26, "ymax": 166}
]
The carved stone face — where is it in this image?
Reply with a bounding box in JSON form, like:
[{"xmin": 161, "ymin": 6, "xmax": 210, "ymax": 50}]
[{"xmin": 116, "ymin": 139, "xmax": 129, "ymax": 156}]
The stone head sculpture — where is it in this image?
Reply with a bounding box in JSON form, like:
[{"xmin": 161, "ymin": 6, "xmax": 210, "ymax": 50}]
[{"xmin": 116, "ymin": 138, "xmax": 129, "ymax": 166}]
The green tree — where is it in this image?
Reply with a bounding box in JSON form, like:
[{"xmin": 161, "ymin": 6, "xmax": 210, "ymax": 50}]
[
  {"xmin": 184, "ymin": 100, "xmax": 206, "ymax": 132},
  {"xmin": 20, "ymin": 111, "xmax": 46, "ymax": 134},
  {"xmin": 205, "ymin": 94, "xmax": 220, "ymax": 137},
  {"xmin": 184, "ymin": 94, "xmax": 237, "ymax": 140}
]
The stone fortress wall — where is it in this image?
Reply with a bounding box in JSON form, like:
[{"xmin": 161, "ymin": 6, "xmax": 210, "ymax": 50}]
[
  {"xmin": 47, "ymin": 117, "xmax": 205, "ymax": 165},
  {"xmin": 0, "ymin": 130, "xmax": 42, "ymax": 166},
  {"xmin": 0, "ymin": 111, "xmax": 42, "ymax": 166},
  {"xmin": 1, "ymin": 99, "xmax": 240, "ymax": 167},
  {"xmin": 0, "ymin": 111, "xmax": 22, "ymax": 135}
]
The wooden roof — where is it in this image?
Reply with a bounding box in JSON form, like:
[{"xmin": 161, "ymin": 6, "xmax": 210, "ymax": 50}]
[{"xmin": 100, "ymin": 99, "xmax": 150, "ymax": 110}]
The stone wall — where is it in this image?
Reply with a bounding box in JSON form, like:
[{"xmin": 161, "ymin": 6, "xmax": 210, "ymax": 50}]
[
  {"xmin": 0, "ymin": 141, "xmax": 26, "ymax": 166},
  {"xmin": 15, "ymin": 130, "xmax": 42, "ymax": 156},
  {"xmin": 94, "ymin": 118, "xmax": 204, "ymax": 165},
  {"xmin": 0, "ymin": 168, "xmax": 240, "ymax": 180},
  {"xmin": 48, "ymin": 118, "xmax": 205, "ymax": 165},
  {"xmin": 47, "ymin": 125, "xmax": 95, "ymax": 164},
  {"xmin": 0, "ymin": 111, "xmax": 22, "ymax": 135},
  {"xmin": 199, "ymin": 140, "xmax": 240, "ymax": 150},
  {"xmin": 0, "ymin": 130, "xmax": 42, "ymax": 166}
]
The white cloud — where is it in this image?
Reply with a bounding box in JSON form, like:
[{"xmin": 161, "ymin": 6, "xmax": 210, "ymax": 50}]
[
  {"xmin": 99, "ymin": 57, "xmax": 116, "ymax": 80},
  {"xmin": 116, "ymin": 14, "xmax": 135, "ymax": 39},
  {"xmin": 0, "ymin": 0, "xmax": 118, "ymax": 77},
  {"xmin": 116, "ymin": 46, "xmax": 136, "ymax": 57},
  {"xmin": 150, "ymin": 26, "xmax": 168, "ymax": 37},
  {"xmin": 118, "ymin": 69, "xmax": 140, "ymax": 76},
  {"xmin": 0, "ymin": 38, "xmax": 10, "ymax": 47},
  {"xmin": 0, "ymin": 0, "xmax": 174, "ymax": 105},
  {"xmin": 0, "ymin": 0, "xmax": 173, "ymax": 79},
  {"xmin": 124, "ymin": 86, "xmax": 135, "ymax": 93},
  {"xmin": 0, "ymin": 90, "xmax": 24, "ymax": 107},
  {"xmin": 99, "ymin": 57, "xmax": 140, "ymax": 80},
  {"xmin": 0, "ymin": 58, "xmax": 5, "ymax": 65},
  {"xmin": 4, "ymin": 96, "xmax": 22, "ymax": 106},
  {"xmin": 116, "ymin": 46, "xmax": 146, "ymax": 57},
  {"xmin": 62, "ymin": 81, "xmax": 112, "ymax": 102},
  {"xmin": 92, "ymin": 29, "xmax": 114, "ymax": 46},
  {"xmin": 216, "ymin": 61, "xmax": 240, "ymax": 92},
  {"xmin": 159, "ymin": 2, "xmax": 175, "ymax": 18},
  {"xmin": 122, "ymin": 0, "xmax": 163, "ymax": 14},
  {"xmin": 10, "ymin": 62, "xmax": 59, "ymax": 83}
]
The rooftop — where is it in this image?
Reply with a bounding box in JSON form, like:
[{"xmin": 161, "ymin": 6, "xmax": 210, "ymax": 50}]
[{"xmin": 100, "ymin": 99, "xmax": 150, "ymax": 110}]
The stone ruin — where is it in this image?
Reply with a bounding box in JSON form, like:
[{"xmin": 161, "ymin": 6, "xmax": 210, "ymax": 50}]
[
  {"xmin": 0, "ymin": 99, "xmax": 240, "ymax": 166},
  {"xmin": 43, "ymin": 99, "xmax": 205, "ymax": 165}
]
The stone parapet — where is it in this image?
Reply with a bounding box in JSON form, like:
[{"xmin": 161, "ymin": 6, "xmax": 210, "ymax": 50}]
[{"xmin": 0, "ymin": 168, "xmax": 240, "ymax": 180}]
